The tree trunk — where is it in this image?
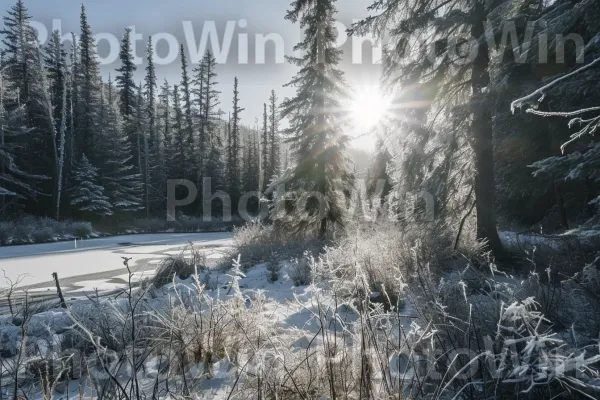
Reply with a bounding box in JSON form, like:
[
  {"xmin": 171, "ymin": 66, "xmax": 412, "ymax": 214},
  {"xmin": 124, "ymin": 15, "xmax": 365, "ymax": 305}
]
[
  {"xmin": 316, "ymin": 58, "xmax": 327, "ymax": 239},
  {"xmin": 56, "ymin": 78, "xmax": 67, "ymax": 220},
  {"xmin": 471, "ymin": 2, "xmax": 504, "ymax": 257}
]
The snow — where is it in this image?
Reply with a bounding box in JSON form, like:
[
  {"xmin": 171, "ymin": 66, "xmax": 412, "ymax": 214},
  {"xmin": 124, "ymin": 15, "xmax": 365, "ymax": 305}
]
[
  {"xmin": 0, "ymin": 248, "xmax": 421, "ymax": 399},
  {"xmin": 0, "ymin": 232, "xmax": 232, "ymax": 289}
]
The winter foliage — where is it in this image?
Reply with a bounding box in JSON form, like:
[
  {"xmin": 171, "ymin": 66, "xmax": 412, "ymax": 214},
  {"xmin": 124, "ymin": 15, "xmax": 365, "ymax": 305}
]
[{"xmin": 0, "ymin": 0, "xmax": 284, "ymax": 223}]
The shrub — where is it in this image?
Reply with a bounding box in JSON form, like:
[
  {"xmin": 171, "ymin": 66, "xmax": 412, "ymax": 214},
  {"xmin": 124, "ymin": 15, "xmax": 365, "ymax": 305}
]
[
  {"xmin": 266, "ymin": 259, "xmax": 281, "ymax": 282},
  {"xmin": 70, "ymin": 221, "xmax": 92, "ymax": 238},
  {"xmin": 0, "ymin": 222, "xmax": 15, "ymax": 244},
  {"xmin": 30, "ymin": 227, "xmax": 55, "ymax": 243},
  {"xmin": 12, "ymin": 222, "xmax": 32, "ymax": 243},
  {"xmin": 231, "ymin": 222, "xmax": 323, "ymax": 268},
  {"xmin": 133, "ymin": 218, "xmax": 166, "ymax": 233},
  {"xmin": 0, "ymin": 217, "xmax": 93, "ymax": 245},
  {"xmin": 288, "ymin": 252, "xmax": 313, "ymax": 286},
  {"xmin": 153, "ymin": 246, "xmax": 207, "ymax": 288}
]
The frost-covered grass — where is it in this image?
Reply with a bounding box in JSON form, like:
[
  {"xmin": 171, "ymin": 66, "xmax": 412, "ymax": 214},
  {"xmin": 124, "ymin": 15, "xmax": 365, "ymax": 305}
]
[
  {"xmin": 0, "ymin": 216, "xmax": 93, "ymax": 245},
  {"xmin": 228, "ymin": 221, "xmax": 324, "ymax": 268},
  {"xmin": 1, "ymin": 222, "xmax": 600, "ymax": 399}
]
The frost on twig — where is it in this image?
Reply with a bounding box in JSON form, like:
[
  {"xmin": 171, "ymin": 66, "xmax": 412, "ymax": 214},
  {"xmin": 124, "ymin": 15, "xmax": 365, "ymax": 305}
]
[{"xmin": 511, "ymin": 58, "xmax": 600, "ymax": 153}]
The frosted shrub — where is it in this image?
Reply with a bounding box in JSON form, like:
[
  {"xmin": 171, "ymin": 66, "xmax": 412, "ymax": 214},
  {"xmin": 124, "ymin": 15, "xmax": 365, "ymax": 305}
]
[
  {"xmin": 69, "ymin": 221, "xmax": 92, "ymax": 238},
  {"xmin": 266, "ymin": 259, "xmax": 281, "ymax": 282},
  {"xmin": 153, "ymin": 244, "xmax": 207, "ymax": 287},
  {"xmin": 0, "ymin": 221, "xmax": 15, "ymax": 244},
  {"xmin": 30, "ymin": 227, "xmax": 55, "ymax": 243},
  {"xmin": 561, "ymin": 259, "xmax": 600, "ymax": 337},
  {"xmin": 132, "ymin": 218, "xmax": 165, "ymax": 232},
  {"xmin": 231, "ymin": 222, "xmax": 322, "ymax": 268},
  {"xmin": 0, "ymin": 217, "xmax": 93, "ymax": 244},
  {"xmin": 288, "ymin": 252, "xmax": 314, "ymax": 286}
]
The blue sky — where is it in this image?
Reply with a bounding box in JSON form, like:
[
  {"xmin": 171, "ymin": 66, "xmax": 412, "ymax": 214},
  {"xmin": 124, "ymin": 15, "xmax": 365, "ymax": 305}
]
[{"xmin": 14, "ymin": 0, "xmax": 383, "ymax": 134}]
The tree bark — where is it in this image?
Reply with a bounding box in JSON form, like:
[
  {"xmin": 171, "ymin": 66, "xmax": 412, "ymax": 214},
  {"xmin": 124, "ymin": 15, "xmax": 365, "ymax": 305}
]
[{"xmin": 471, "ymin": 2, "xmax": 504, "ymax": 257}]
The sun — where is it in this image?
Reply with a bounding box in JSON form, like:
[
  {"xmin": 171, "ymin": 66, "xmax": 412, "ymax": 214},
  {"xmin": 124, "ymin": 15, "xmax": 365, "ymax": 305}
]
[{"xmin": 346, "ymin": 86, "xmax": 391, "ymax": 149}]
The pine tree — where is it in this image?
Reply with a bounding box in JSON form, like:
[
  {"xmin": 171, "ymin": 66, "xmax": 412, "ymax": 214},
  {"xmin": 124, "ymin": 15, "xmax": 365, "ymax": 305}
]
[
  {"xmin": 144, "ymin": 36, "xmax": 157, "ymax": 150},
  {"xmin": 229, "ymin": 77, "xmax": 244, "ymax": 205},
  {"xmin": 352, "ymin": 0, "xmax": 505, "ymax": 254},
  {"xmin": 261, "ymin": 102, "xmax": 269, "ymax": 192},
  {"xmin": 54, "ymin": 61, "xmax": 67, "ymax": 220},
  {"xmin": 192, "ymin": 56, "xmax": 206, "ymax": 178},
  {"xmin": 99, "ymin": 77, "xmax": 143, "ymax": 215},
  {"xmin": 116, "ymin": 28, "xmax": 137, "ymax": 119},
  {"xmin": 280, "ymin": 0, "xmax": 353, "ymax": 237},
  {"xmin": 0, "ymin": 66, "xmax": 42, "ymax": 212},
  {"xmin": 133, "ymin": 83, "xmax": 153, "ymax": 217},
  {"xmin": 69, "ymin": 154, "xmax": 112, "ymax": 217},
  {"xmin": 75, "ymin": 4, "xmax": 101, "ymax": 157},
  {"xmin": 242, "ymin": 129, "xmax": 260, "ymax": 196},
  {"xmin": 171, "ymin": 84, "xmax": 186, "ymax": 181},
  {"xmin": 269, "ymin": 90, "xmax": 281, "ymax": 180},
  {"xmin": 180, "ymin": 44, "xmax": 195, "ymax": 182},
  {"xmin": 1, "ymin": 0, "xmax": 53, "ymax": 215},
  {"xmin": 225, "ymin": 112, "xmax": 232, "ymax": 184},
  {"xmin": 0, "ymin": 0, "xmax": 35, "ymax": 111},
  {"xmin": 144, "ymin": 37, "xmax": 164, "ymax": 214},
  {"xmin": 159, "ymin": 79, "xmax": 173, "ymax": 178},
  {"xmin": 199, "ymin": 51, "xmax": 223, "ymax": 196},
  {"xmin": 44, "ymin": 30, "xmax": 67, "ymax": 132},
  {"xmin": 67, "ymin": 33, "xmax": 78, "ymax": 169}
]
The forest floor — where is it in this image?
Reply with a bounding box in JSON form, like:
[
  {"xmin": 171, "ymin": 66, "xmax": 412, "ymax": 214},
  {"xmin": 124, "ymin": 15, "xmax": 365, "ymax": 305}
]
[{"xmin": 1, "ymin": 223, "xmax": 599, "ymax": 398}]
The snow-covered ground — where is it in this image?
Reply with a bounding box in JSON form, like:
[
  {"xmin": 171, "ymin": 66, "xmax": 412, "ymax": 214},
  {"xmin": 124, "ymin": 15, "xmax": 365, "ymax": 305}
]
[
  {"xmin": 0, "ymin": 255, "xmax": 418, "ymax": 399},
  {"xmin": 0, "ymin": 232, "xmax": 232, "ymax": 292}
]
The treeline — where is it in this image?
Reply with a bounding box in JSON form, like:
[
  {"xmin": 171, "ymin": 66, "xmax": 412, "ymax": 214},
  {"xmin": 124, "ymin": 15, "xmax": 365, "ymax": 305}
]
[{"xmin": 0, "ymin": 1, "xmax": 282, "ymax": 221}]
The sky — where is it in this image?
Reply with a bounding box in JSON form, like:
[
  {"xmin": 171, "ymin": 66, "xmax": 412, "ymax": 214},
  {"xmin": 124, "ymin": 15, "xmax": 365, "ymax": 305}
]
[{"xmin": 12, "ymin": 0, "xmax": 385, "ymax": 148}]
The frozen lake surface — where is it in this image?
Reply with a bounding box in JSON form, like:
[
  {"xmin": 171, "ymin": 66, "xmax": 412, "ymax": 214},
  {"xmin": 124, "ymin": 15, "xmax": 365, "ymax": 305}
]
[{"xmin": 0, "ymin": 232, "xmax": 233, "ymax": 292}]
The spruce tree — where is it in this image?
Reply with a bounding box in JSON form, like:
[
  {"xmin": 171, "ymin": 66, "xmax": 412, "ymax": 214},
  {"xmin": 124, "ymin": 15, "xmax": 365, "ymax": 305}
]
[
  {"xmin": 144, "ymin": 37, "xmax": 157, "ymax": 148},
  {"xmin": 225, "ymin": 112, "xmax": 232, "ymax": 187},
  {"xmin": 67, "ymin": 33, "xmax": 78, "ymax": 169},
  {"xmin": 179, "ymin": 45, "xmax": 195, "ymax": 181},
  {"xmin": 44, "ymin": 30, "xmax": 67, "ymax": 132},
  {"xmin": 100, "ymin": 77, "xmax": 143, "ymax": 215},
  {"xmin": 1, "ymin": 0, "xmax": 52, "ymax": 214},
  {"xmin": 352, "ymin": 0, "xmax": 505, "ymax": 255},
  {"xmin": 134, "ymin": 83, "xmax": 152, "ymax": 217},
  {"xmin": 54, "ymin": 61, "xmax": 67, "ymax": 220},
  {"xmin": 116, "ymin": 28, "xmax": 137, "ymax": 119},
  {"xmin": 159, "ymin": 79, "xmax": 173, "ymax": 178},
  {"xmin": 75, "ymin": 4, "xmax": 101, "ymax": 158},
  {"xmin": 280, "ymin": 0, "xmax": 353, "ymax": 237},
  {"xmin": 242, "ymin": 129, "xmax": 260, "ymax": 196},
  {"xmin": 192, "ymin": 56, "xmax": 206, "ymax": 176},
  {"xmin": 69, "ymin": 154, "xmax": 112, "ymax": 217},
  {"xmin": 171, "ymin": 84, "xmax": 185, "ymax": 181},
  {"xmin": 230, "ymin": 77, "xmax": 243, "ymax": 204},
  {"xmin": 261, "ymin": 102, "xmax": 269, "ymax": 192},
  {"xmin": 199, "ymin": 51, "xmax": 223, "ymax": 196},
  {"xmin": 0, "ymin": 0, "xmax": 35, "ymax": 111},
  {"xmin": 144, "ymin": 37, "xmax": 163, "ymax": 214},
  {"xmin": 269, "ymin": 90, "xmax": 281, "ymax": 180},
  {"xmin": 0, "ymin": 67, "xmax": 42, "ymax": 210}
]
